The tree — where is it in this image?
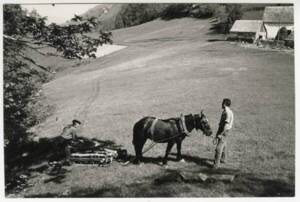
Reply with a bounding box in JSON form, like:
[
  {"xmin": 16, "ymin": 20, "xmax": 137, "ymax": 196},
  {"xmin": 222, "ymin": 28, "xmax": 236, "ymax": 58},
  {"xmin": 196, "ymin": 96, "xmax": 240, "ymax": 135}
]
[
  {"xmin": 116, "ymin": 4, "xmax": 162, "ymax": 27},
  {"xmin": 224, "ymin": 5, "xmax": 243, "ymax": 33},
  {"xmin": 189, "ymin": 4, "xmax": 216, "ymax": 18},
  {"xmin": 211, "ymin": 4, "xmax": 243, "ymax": 34},
  {"xmin": 160, "ymin": 4, "xmax": 193, "ymax": 19},
  {"xmin": 4, "ymin": 4, "xmax": 113, "ymax": 189},
  {"xmin": 3, "ymin": 4, "xmax": 112, "ymax": 150},
  {"xmin": 275, "ymin": 27, "xmax": 289, "ymax": 41}
]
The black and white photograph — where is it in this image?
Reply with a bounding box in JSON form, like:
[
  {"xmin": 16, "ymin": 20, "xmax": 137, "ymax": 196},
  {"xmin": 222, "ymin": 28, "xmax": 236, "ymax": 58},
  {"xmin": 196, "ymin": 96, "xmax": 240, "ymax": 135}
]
[{"xmin": 1, "ymin": 0, "xmax": 296, "ymax": 198}]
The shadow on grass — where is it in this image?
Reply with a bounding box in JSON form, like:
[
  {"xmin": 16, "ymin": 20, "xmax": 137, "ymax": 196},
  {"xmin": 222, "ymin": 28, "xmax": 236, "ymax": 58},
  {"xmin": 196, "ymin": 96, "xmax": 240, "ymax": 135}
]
[
  {"xmin": 6, "ymin": 136, "xmax": 119, "ymax": 169},
  {"xmin": 5, "ymin": 136, "xmax": 119, "ymax": 193},
  {"xmin": 178, "ymin": 154, "xmax": 213, "ymax": 168},
  {"xmin": 205, "ymin": 18, "xmax": 229, "ymax": 38},
  {"xmin": 207, "ymin": 39, "xmax": 228, "ymax": 42},
  {"xmin": 227, "ymin": 174, "xmax": 295, "ymax": 197},
  {"xmin": 26, "ymin": 170, "xmax": 191, "ymax": 197},
  {"xmin": 44, "ymin": 174, "xmax": 67, "ymax": 184},
  {"xmin": 151, "ymin": 153, "xmax": 214, "ymax": 168},
  {"xmin": 204, "ymin": 20, "xmax": 229, "ymax": 42},
  {"xmin": 139, "ymin": 153, "xmax": 214, "ymax": 168},
  {"xmin": 25, "ymin": 166, "xmax": 295, "ymax": 197}
]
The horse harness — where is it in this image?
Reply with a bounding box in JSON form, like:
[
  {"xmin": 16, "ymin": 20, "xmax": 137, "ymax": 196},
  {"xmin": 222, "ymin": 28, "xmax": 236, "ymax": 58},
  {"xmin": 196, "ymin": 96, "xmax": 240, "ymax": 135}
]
[
  {"xmin": 179, "ymin": 114, "xmax": 189, "ymax": 135},
  {"xmin": 150, "ymin": 118, "xmax": 159, "ymax": 140},
  {"xmin": 149, "ymin": 116, "xmax": 190, "ymax": 140}
]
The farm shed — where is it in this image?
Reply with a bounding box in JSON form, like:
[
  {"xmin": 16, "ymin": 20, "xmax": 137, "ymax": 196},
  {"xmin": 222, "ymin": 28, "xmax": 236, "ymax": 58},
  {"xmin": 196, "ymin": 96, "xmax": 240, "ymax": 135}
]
[
  {"xmin": 230, "ymin": 20, "xmax": 264, "ymax": 42},
  {"xmin": 263, "ymin": 6, "xmax": 294, "ymax": 39}
]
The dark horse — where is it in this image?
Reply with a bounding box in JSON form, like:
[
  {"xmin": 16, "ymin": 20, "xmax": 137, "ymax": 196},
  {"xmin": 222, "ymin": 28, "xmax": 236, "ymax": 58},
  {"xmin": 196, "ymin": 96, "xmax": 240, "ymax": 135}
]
[{"xmin": 132, "ymin": 111, "xmax": 213, "ymax": 165}]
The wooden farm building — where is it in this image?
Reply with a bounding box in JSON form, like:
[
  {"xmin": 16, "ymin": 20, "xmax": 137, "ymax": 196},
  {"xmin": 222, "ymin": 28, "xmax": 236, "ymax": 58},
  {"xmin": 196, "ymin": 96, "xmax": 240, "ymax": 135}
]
[
  {"xmin": 230, "ymin": 20, "xmax": 264, "ymax": 42},
  {"xmin": 263, "ymin": 6, "xmax": 294, "ymax": 39}
]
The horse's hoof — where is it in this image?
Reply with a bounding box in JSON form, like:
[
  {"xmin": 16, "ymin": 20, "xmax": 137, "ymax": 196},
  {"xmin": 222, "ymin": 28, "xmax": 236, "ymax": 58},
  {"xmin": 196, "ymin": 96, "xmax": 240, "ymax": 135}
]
[
  {"xmin": 159, "ymin": 162, "xmax": 167, "ymax": 166},
  {"xmin": 121, "ymin": 161, "xmax": 131, "ymax": 166},
  {"xmin": 179, "ymin": 159, "xmax": 186, "ymax": 163},
  {"xmin": 132, "ymin": 159, "xmax": 140, "ymax": 165}
]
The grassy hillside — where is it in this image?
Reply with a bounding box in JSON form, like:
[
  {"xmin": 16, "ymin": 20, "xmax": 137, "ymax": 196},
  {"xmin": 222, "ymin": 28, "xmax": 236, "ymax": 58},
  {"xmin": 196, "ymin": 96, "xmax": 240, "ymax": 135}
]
[{"xmin": 9, "ymin": 17, "xmax": 294, "ymax": 197}]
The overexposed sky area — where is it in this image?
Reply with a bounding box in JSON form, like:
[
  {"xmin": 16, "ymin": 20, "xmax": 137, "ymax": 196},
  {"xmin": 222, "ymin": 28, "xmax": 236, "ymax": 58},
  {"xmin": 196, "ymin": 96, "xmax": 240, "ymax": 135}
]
[{"xmin": 21, "ymin": 4, "xmax": 98, "ymax": 24}]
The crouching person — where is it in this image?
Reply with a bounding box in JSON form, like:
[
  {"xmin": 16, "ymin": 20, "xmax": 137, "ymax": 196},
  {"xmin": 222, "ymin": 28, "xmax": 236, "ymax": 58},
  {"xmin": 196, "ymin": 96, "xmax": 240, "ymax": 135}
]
[
  {"xmin": 213, "ymin": 98, "xmax": 234, "ymax": 169},
  {"xmin": 58, "ymin": 119, "xmax": 82, "ymax": 165}
]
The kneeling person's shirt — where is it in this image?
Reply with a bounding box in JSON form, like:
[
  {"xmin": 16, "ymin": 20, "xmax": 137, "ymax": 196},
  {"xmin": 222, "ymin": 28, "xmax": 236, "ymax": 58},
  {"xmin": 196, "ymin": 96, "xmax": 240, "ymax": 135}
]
[{"xmin": 61, "ymin": 124, "xmax": 77, "ymax": 140}]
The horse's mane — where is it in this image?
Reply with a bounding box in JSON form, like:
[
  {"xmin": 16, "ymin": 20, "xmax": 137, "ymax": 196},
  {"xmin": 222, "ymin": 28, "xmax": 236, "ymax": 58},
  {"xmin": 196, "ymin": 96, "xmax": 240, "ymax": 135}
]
[{"xmin": 184, "ymin": 114, "xmax": 194, "ymax": 123}]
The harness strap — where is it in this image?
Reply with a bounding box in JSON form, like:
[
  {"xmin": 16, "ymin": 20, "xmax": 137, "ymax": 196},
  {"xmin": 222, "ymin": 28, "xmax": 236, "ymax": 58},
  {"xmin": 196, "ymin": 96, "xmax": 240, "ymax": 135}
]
[
  {"xmin": 180, "ymin": 114, "xmax": 189, "ymax": 135},
  {"xmin": 150, "ymin": 118, "xmax": 159, "ymax": 140}
]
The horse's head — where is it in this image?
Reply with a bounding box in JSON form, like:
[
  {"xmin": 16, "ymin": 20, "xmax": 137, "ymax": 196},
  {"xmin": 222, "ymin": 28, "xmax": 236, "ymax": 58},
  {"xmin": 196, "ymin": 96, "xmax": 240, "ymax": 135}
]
[{"xmin": 194, "ymin": 111, "xmax": 213, "ymax": 136}]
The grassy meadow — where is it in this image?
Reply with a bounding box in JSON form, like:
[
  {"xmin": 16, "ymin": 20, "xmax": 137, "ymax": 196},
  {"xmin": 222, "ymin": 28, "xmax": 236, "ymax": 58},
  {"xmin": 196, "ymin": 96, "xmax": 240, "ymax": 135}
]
[{"xmin": 10, "ymin": 17, "xmax": 294, "ymax": 197}]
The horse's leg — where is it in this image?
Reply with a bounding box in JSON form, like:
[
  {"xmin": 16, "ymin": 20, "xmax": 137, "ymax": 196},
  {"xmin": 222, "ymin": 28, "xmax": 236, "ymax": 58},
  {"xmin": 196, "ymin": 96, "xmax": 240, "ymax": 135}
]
[
  {"xmin": 133, "ymin": 138, "xmax": 147, "ymax": 164},
  {"xmin": 133, "ymin": 119, "xmax": 148, "ymax": 165},
  {"xmin": 134, "ymin": 144, "xmax": 141, "ymax": 164},
  {"xmin": 163, "ymin": 142, "xmax": 174, "ymax": 165},
  {"xmin": 139, "ymin": 138, "xmax": 147, "ymax": 162},
  {"xmin": 176, "ymin": 140, "xmax": 183, "ymax": 161}
]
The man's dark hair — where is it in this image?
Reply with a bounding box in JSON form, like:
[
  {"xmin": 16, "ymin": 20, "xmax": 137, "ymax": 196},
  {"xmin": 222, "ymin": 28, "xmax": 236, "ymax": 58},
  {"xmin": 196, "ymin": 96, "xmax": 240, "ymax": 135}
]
[
  {"xmin": 72, "ymin": 119, "xmax": 82, "ymax": 125},
  {"xmin": 222, "ymin": 98, "xmax": 231, "ymax": 107}
]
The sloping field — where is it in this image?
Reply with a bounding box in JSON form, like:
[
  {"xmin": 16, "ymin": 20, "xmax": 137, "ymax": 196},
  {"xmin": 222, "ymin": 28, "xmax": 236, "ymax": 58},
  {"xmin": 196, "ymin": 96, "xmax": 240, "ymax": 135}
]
[{"xmin": 18, "ymin": 18, "xmax": 294, "ymax": 197}]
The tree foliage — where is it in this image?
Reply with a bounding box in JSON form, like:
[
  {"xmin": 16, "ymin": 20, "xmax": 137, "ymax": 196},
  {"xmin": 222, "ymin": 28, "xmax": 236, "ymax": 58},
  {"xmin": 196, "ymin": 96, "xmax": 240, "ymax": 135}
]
[
  {"xmin": 211, "ymin": 4, "xmax": 243, "ymax": 34},
  {"xmin": 160, "ymin": 4, "xmax": 216, "ymax": 20},
  {"xmin": 224, "ymin": 5, "xmax": 243, "ymax": 33},
  {"xmin": 115, "ymin": 4, "xmax": 163, "ymax": 28},
  {"xmin": 160, "ymin": 4, "xmax": 192, "ymax": 19},
  {"xmin": 275, "ymin": 27, "xmax": 290, "ymax": 40},
  {"xmin": 3, "ymin": 4, "xmax": 112, "ymax": 146}
]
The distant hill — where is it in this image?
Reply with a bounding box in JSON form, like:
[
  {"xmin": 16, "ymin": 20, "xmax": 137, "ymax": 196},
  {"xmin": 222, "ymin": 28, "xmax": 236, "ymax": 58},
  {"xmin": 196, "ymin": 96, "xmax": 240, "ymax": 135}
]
[
  {"xmin": 241, "ymin": 4, "xmax": 267, "ymax": 20},
  {"xmin": 77, "ymin": 3, "xmax": 292, "ymax": 32},
  {"xmin": 81, "ymin": 4, "xmax": 167, "ymax": 31},
  {"xmin": 80, "ymin": 4, "xmax": 122, "ymax": 31},
  {"xmin": 81, "ymin": 4, "xmax": 114, "ymax": 19},
  {"xmin": 241, "ymin": 3, "xmax": 293, "ymax": 20}
]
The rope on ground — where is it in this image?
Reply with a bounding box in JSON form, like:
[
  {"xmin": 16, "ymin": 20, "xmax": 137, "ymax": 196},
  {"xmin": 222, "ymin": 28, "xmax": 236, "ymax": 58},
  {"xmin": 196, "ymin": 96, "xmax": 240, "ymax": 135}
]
[{"xmin": 142, "ymin": 141, "xmax": 157, "ymax": 154}]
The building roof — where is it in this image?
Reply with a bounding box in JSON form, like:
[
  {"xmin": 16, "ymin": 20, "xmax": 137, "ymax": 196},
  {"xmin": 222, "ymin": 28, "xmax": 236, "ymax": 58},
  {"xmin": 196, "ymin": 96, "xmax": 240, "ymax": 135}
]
[
  {"xmin": 230, "ymin": 20, "xmax": 263, "ymax": 33},
  {"xmin": 263, "ymin": 6, "xmax": 294, "ymax": 23}
]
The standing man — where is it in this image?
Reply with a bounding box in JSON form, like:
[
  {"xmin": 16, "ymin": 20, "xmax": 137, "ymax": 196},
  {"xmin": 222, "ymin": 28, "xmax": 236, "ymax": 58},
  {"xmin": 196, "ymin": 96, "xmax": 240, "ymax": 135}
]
[
  {"xmin": 213, "ymin": 98, "xmax": 234, "ymax": 169},
  {"xmin": 59, "ymin": 119, "xmax": 82, "ymax": 165}
]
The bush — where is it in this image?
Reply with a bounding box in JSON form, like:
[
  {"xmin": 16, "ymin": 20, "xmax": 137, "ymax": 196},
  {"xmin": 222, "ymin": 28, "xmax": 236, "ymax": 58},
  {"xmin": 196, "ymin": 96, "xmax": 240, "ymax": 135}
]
[
  {"xmin": 284, "ymin": 40, "xmax": 294, "ymax": 49},
  {"xmin": 261, "ymin": 40, "xmax": 286, "ymax": 49},
  {"xmin": 115, "ymin": 4, "xmax": 163, "ymax": 28},
  {"xmin": 224, "ymin": 5, "xmax": 243, "ymax": 33},
  {"xmin": 275, "ymin": 27, "xmax": 289, "ymax": 40},
  {"xmin": 160, "ymin": 4, "xmax": 192, "ymax": 19},
  {"xmin": 190, "ymin": 4, "xmax": 216, "ymax": 18}
]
